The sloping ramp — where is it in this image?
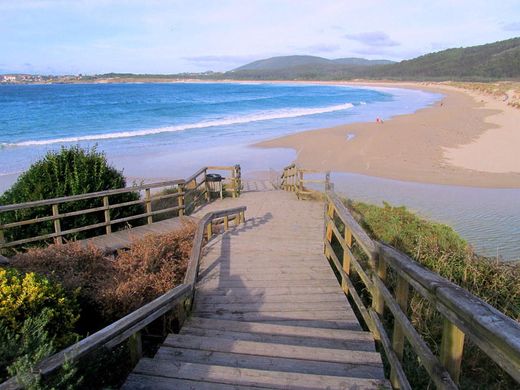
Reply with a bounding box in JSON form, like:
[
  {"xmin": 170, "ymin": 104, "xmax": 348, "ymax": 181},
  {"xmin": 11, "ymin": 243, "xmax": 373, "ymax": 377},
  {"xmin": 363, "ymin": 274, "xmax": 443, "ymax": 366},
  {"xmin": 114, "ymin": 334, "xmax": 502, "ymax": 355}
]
[{"xmin": 123, "ymin": 190, "xmax": 388, "ymax": 389}]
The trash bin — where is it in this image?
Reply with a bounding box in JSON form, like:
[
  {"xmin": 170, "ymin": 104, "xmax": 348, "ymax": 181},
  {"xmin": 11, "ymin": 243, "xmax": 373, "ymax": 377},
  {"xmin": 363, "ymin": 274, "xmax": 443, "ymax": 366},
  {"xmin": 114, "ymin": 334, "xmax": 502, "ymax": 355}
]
[{"xmin": 206, "ymin": 173, "xmax": 224, "ymax": 199}]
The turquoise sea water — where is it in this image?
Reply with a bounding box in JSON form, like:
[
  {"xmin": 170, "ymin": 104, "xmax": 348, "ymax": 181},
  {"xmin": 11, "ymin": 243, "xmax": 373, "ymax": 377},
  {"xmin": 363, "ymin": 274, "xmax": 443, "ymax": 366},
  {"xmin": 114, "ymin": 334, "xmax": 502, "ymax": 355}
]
[
  {"xmin": 0, "ymin": 82, "xmax": 436, "ymax": 178},
  {"xmin": 0, "ymin": 82, "xmax": 518, "ymax": 260}
]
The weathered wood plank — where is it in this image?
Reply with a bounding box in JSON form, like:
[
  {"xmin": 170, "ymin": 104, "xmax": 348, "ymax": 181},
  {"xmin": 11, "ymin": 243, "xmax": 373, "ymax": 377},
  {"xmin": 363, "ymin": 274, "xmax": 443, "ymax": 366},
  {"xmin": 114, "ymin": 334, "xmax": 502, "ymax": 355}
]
[
  {"xmin": 197, "ymin": 279, "xmax": 342, "ymax": 289},
  {"xmin": 194, "ymin": 286, "xmax": 344, "ymax": 297},
  {"xmin": 132, "ymin": 359, "xmax": 390, "ymax": 390},
  {"xmin": 154, "ymin": 346, "xmax": 384, "ymax": 379},
  {"xmin": 185, "ymin": 317, "xmax": 365, "ymax": 341},
  {"xmin": 162, "ymin": 335, "xmax": 384, "ymax": 364},
  {"xmin": 123, "ymin": 374, "xmax": 261, "ymax": 390},
  {"xmin": 179, "ymin": 327, "xmax": 375, "ymax": 351},
  {"xmin": 194, "ymin": 292, "xmax": 346, "ymax": 305},
  {"xmin": 193, "ymin": 301, "xmax": 352, "ymax": 314}
]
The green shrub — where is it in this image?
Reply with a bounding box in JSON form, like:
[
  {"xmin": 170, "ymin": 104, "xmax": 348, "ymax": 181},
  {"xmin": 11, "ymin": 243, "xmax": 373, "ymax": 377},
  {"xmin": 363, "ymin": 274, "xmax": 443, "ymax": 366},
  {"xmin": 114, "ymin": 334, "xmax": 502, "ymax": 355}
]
[
  {"xmin": 0, "ymin": 146, "xmax": 143, "ymax": 245},
  {"xmin": 0, "ymin": 310, "xmax": 81, "ymax": 388},
  {"xmin": 0, "ymin": 268, "xmax": 79, "ymax": 347},
  {"xmin": 0, "ymin": 269, "xmax": 81, "ymax": 386}
]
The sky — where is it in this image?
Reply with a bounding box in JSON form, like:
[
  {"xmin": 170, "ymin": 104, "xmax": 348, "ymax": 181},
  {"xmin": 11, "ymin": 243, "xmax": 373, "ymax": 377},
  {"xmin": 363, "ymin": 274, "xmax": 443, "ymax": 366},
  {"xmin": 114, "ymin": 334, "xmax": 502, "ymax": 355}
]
[{"xmin": 1, "ymin": 0, "xmax": 519, "ymax": 75}]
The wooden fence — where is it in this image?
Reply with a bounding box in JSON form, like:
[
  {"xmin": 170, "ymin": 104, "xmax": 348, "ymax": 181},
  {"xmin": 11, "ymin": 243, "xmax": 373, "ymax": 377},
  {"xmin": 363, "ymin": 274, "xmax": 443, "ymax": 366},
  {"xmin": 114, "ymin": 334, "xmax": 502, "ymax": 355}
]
[
  {"xmin": 280, "ymin": 163, "xmax": 327, "ymax": 199},
  {"xmin": 0, "ymin": 165, "xmax": 241, "ymax": 250},
  {"xmin": 281, "ymin": 164, "xmax": 520, "ymax": 389},
  {"xmin": 0, "ymin": 206, "xmax": 246, "ymax": 390}
]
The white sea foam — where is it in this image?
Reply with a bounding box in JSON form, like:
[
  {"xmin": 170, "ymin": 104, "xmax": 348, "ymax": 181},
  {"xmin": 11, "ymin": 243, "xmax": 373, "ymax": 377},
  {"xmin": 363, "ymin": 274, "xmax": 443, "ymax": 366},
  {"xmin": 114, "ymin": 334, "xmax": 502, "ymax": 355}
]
[{"xmin": 2, "ymin": 102, "xmax": 354, "ymax": 148}]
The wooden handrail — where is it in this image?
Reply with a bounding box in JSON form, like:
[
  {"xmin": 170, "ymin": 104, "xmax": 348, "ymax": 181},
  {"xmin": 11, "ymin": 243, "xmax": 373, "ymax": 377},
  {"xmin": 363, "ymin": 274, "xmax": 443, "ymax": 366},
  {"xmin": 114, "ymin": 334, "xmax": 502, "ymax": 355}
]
[
  {"xmin": 323, "ymin": 189, "xmax": 520, "ymax": 388},
  {"xmin": 279, "ymin": 163, "xmax": 520, "ymax": 388},
  {"xmin": 0, "ymin": 205, "xmax": 246, "ymax": 390},
  {"xmin": 0, "ymin": 165, "xmax": 241, "ymax": 250},
  {"xmin": 0, "ymin": 179, "xmax": 185, "ymax": 212},
  {"xmin": 280, "ymin": 163, "xmax": 328, "ymax": 199}
]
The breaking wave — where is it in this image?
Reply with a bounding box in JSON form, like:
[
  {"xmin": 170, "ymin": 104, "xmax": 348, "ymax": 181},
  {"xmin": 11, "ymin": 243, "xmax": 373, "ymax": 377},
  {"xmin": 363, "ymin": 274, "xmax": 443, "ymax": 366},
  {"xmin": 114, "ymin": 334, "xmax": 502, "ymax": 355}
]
[{"xmin": 2, "ymin": 102, "xmax": 354, "ymax": 147}]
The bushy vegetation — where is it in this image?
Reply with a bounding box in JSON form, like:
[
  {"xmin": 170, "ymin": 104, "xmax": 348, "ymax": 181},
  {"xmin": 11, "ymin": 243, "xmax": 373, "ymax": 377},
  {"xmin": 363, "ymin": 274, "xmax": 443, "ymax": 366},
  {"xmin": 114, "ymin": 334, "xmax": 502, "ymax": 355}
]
[
  {"xmin": 0, "ymin": 146, "xmax": 143, "ymax": 246},
  {"xmin": 448, "ymin": 81, "xmax": 520, "ymax": 109},
  {"xmin": 10, "ymin": 221, "xmax": 195, "ymax": 327},
  {"xmin": 0, "ymin": 269, "xmax": 80, "ymax": 385},
  {"xmin": 1, "ymin": 221, "xmax": 195, "ymax": 387},
  {"xmin": 345, "ymin": 200, "xmax": 519, "ymax": 389},
  {"xmin": 0, "ymin": 268, "xmax": 79, "ymax": 346}
]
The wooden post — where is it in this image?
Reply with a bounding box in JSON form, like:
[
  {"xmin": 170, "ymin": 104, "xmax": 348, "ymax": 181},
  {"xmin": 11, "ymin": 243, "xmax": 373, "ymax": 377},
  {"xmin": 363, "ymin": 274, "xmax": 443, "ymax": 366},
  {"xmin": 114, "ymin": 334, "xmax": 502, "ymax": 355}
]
[
  {"xmin": 372, "ymin": 251, "xmax": 386, "ymax": 317},
  {"xmin": 0, "ymin": 228, "xmax": 5, "ymax": 251},
  {"xmin": 177, "ymin": 184, "xmax": 184, "ymax": 216},
  {"xmin": 52, "ymin": 204, "xmax": 63, "ymax": 244},
  {"xmin": 440, "ymin": 319, "xmax": 465, "ymax": 384},
  {"xmin": 325, "ymin": 171, "xmax": 331, "ymax": 191},
  {"xmin": 206, "ymin": 222, "xmax": 213, "ymax": 240},
  {"xmin": 342, "ymin": 227, "xmax": 353, "ymax": 294},
  {"xmin": 231, "ymin": 168, "xmax": 237, "ymax": 198},
  {"xmin": 145, "ymin": 188, "xmax": 153, "ymax": 225},
  {"xmin": 298, "ymin": 170, "xmax": 304, "ymax": 198},
  {"xmin": 235, "ymin": 164, "xmax": 241, "ymax": 197},
  {"xmin": 224, "ymin": 216, "xmax": 229, "ymax": 231},
  {"xmin": 103, "ymin": 196, "xmax": 111, "ymax": 234},
  {"xmin": 128, "ymin": 331, "xmax": 142, "ymax": 367},
  {"xmin": 324, "ymin": 202, "xmax": 334, "ymax": 256},
  {"xmin": 240, "ymin": 211, "xmax": 245, "ymax": 224},
  {"xmin": 204, "ymin": 170, "xmax": 210, "ymax": 202},
  {"xmin": 390, "ymin": 275, "xmax": 409, "ymax": 388}
]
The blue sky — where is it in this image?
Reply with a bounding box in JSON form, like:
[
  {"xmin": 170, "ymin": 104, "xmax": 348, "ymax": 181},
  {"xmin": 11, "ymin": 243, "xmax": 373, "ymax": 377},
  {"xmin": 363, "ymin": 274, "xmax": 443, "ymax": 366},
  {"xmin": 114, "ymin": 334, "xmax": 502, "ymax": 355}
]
[{"xmin": 1, "ymin": 0, "xmax": 519, "ymax": 75}]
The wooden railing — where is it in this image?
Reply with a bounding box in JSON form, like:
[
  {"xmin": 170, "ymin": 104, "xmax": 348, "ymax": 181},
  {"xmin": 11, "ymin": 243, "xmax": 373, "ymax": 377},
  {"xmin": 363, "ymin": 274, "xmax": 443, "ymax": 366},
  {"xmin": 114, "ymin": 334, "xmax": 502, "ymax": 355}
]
[
  {"xmin": 280, "ymin": 163, "xmax": 328, "ymax": 199},
  {"xmin": 0, "ymin": 165, "xmax": 241, "ymax": 250},
  {"xmin": 281, "ymin": 164, "xmax": 520, "ymax": 389},
  {"xmin": 0, "ymin": 206, "xmax": 246, "ymax": 390}
]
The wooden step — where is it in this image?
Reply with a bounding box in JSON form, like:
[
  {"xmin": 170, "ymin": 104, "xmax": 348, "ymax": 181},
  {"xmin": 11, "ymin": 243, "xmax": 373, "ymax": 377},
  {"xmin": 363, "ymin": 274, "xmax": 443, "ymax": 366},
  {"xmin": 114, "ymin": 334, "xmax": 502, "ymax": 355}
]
[
  {"xmin": 194, "ymin": 309, "xmax": 358, "ymax": 327},
  {"xmin": 184, "ymin": 317, "xmax": 371, "ymax": 345},
  {"xmin": 185, "ymin": 317, "xmax": 365, "ymax": 340},
  {"xmin": 195, "ymin": 286, "xmax": 342, "ymax": 297},
  {"xmin": 198, "ymin": 273, "xmax": 338, "ymax": 283},
  {"xmin": 197, "ymin": 279, "xmax": 342, "ymax": 289},
  {"xmin": 131, "ymin": 359, "xmax": 389, "ymax": 389},
  {"xmin": 193, "ymin": 301, "xmax": 353, "ymax": 315},
  {"xmin": 154, "ymin": 346, "xmax": 384, "ymax": 379},
  {"xmin": 123, "ymin": 373, "xmax": 260, "ymax": 389},
  {"xmin": 199, "ymin": 267, "xmax": 335, "ymax": 279},
  {"xmin": 163, "ymin": 334, "xmax": 381, "ymax": 365},
  {"xmin": 180, "ymin": 327, "xmax": 375, "ymax": 351},
  {"xmin": 194, "ymin": 292, "xmax": 346, "ymax": 304}
]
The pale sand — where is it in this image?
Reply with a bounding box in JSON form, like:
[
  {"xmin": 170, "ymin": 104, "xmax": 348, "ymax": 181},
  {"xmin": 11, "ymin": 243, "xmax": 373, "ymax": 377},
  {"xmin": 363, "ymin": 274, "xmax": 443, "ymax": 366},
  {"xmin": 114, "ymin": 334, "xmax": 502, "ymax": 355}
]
[{"xmin": 255, "ymin": 82, "xmax": 520, "ymax": 188}]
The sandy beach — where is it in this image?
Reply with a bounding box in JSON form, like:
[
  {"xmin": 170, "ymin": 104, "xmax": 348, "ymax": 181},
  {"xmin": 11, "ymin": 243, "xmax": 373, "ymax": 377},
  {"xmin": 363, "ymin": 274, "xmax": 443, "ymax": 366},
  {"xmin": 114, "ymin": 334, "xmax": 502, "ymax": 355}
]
[{"xmin": 256, "ymin": 82, "xmax": 520, "ymax": 188}]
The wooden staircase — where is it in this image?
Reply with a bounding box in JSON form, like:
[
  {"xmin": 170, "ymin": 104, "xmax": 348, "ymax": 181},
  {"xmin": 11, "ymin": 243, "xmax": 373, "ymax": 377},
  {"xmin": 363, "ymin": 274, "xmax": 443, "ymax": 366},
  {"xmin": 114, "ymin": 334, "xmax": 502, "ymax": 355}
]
[
  {"xmin": 124, "ymin": 317, "xmax": 387, "ymax": 389},
  {"xmin": 123, "ymin": 190, "xmax": 388, "ymax": 389}
]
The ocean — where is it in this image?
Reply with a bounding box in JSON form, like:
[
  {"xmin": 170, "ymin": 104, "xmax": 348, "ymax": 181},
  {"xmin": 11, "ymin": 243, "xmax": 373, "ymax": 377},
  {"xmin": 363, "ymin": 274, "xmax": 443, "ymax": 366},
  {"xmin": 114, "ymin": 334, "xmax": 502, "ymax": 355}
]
[{"xmin": 0, "ymin": 82, "xmax": 518, "ymax": 260}]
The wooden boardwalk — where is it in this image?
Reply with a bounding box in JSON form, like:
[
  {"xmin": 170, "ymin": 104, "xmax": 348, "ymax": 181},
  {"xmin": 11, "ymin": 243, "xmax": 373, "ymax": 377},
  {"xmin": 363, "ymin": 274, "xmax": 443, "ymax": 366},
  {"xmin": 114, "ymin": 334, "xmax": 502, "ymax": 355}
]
[
  {"xmin": 82, "ymin": 180, "xmax": 274, "ymax": 251},
  {"xmin": 81, "ymin": 217, "xmax": 196, "ymax": 251},
  {"xmin": 124, "ymin": 186, "xmax": 388, "ymax": 389}
]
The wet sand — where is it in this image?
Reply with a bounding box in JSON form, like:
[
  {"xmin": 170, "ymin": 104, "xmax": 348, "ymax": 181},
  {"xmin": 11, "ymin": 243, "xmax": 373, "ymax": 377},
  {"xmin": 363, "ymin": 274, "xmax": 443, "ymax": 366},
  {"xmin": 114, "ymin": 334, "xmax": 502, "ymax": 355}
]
[{"xmin": 256, "ymin": 82, "xmax": 520, "ymax": 188}]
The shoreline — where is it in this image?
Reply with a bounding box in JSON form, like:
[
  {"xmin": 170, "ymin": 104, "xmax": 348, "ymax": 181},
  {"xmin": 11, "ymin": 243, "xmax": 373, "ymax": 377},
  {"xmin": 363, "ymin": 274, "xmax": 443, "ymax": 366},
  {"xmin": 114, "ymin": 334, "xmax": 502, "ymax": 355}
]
[{"xmin": 255, "ymin": 81, "xmax": 520, "ymax": 189}]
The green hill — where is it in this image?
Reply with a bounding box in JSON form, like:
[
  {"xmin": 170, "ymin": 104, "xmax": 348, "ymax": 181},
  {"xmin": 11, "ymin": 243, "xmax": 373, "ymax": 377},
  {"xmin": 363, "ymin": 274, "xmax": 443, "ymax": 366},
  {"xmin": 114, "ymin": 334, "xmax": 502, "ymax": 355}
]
[
  {"xmin": 366, "ymin": 37, "xmax": 520, "ymax": 80},
  {"xmin": 226, "ymin": 38, "xmax": 520, "ymax": 81},
  {"xmin": 229, "ymin": 55, "xmax": 394, "ymax": 80}
]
